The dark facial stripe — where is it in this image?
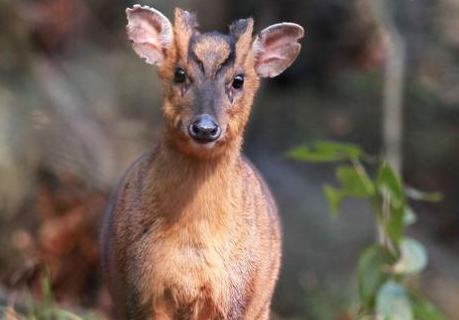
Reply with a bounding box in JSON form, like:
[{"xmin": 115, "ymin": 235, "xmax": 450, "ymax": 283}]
[
  {"xmin": 188, "ymin": 32, "xmax": 236, "ymax": 77},
  {"xmin": 217, "ymin": 50, "xmax": 235, "ymax": 75}
]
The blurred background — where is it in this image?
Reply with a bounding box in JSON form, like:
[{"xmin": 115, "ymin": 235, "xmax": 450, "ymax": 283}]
[{"xmin": 0, "ymin": 0, "xmax": 459, "ymax": 319}]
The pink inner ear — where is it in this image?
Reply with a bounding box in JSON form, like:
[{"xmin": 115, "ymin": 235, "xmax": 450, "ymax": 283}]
[
  {"xmin": 257, "ymin": 50, "xmax": 284, "ymax": 64},
  {"xmin": 132, "ymin": 42, "xmax": 163, "ymax": 65},
  {"xmin": 254, "ymin": 23, "xmax": 304, "ymax": 78},
  {"xmin": 126, "ymin": 6, "xmax": 173, "ymax": 65},
  {"xmin": 129, "ymin": 17, "xmax": 162, "ymax": 44},
  {"xmin": 128, "ymin": 22, "xmax": 162, "ymax": 64}
]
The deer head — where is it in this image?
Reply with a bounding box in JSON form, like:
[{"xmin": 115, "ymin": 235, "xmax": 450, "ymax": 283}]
[{"xmin": 126, "ymin": 5, "xmax": 304, "ymax": 158}]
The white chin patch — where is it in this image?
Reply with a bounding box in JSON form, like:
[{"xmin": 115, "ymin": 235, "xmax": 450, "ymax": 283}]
[
  {"xmin": 202, "ymin": 142, "xmax": 216, "ymax": 149},
  {"xmin": 190, "ymin": 140, "xmax": 216, "ymax": 150}
]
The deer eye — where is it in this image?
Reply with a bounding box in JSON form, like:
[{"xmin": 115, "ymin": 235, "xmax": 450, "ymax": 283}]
[
  {"xmin": 232, "ymin": 74, "xmax": 244, "ymax": 89},
  {"xmin": 174, "ymin": 68, "xmax": 186, "ymax": 83}
]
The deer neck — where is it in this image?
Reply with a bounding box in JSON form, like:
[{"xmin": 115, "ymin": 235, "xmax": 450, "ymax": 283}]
[{"xmin": 149, "ymin": 137, "xmax": 244, "ymax": 224}]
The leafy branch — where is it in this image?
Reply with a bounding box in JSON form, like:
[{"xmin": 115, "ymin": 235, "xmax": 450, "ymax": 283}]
[{"xmin": 287, "ymin": 141, "xmax": 446, "ymax": 320}]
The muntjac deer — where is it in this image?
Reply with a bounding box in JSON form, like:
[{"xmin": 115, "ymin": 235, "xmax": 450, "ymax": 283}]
[{"xmin": 100, "ymin": 5, "xmax": 304, "ymax": 320}]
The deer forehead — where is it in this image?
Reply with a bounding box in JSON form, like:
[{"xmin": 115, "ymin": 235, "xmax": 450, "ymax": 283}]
[{"xmin": 190, "ymin": 34, "xmax": 233, "ymax": 75}]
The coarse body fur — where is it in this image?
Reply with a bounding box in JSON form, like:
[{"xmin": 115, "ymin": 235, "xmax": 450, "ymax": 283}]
[{"xmin": 101, "ymin": 146, "xmax": 281, "ymax": 320}]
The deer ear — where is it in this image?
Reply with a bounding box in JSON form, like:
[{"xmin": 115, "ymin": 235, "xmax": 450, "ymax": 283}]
[
  {"xmin": 126, "ymin": 5, "xmax": 173, "ymax": 65},
  {"xmin": 253, "ymin": 23, "xmax": 304, "ymax": 78}
]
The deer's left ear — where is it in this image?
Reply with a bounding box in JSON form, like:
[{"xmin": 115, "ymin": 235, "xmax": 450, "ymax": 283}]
[
  {"xmin": 126, "ymin": 5, "xmax": 173, "ymax": 65},
  {"xmin": 253, "ymin": 23, "xmax": 304, "ymax": 78}
]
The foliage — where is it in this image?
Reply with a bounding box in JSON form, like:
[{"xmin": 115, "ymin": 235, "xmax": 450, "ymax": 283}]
[
  {"xmin": 288, "ymin": 141, "xmax": 447, "ymax": 320},
  {"xmin": 0, "ymin": 275, "xmax": 97, "ymax": 320}
]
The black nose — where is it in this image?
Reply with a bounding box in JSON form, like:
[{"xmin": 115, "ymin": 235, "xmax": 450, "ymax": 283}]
[{"xmin": 188, "ymin": 114, "xmax": 221, "ymax": 143}]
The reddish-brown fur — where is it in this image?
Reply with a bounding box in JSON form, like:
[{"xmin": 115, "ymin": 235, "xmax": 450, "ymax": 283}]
[{"xmin": 100, "ymin": 5, "xmax": 303, "ymax": 320}]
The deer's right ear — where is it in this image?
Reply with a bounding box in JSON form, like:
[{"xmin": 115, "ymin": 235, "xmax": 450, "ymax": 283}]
[{"xmin": 126, "ymin": 5, "xmax": 173, "ymax": 65}]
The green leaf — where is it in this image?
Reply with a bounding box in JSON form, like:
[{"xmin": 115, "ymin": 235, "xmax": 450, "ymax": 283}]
[
  {"xmin": 409, "ymin": 292, "xmax": 448, "ymax": 320},
  {"xmin": 386, "ymin": 204, "xmax": 405, "ymax": 244},
  {"xmin": 405, "ymin": 187, "xmax": 443, "ymax": 203},
  {"xmin": 314, "ymin": 140, "xmax": 364, "ymax": 158},
  {"xmin": 336, "ymin": 166, "xmax": 374, "ymax": 197},
  {"xmin": 286, "ymin": 141, "xmax": 364, "ymax": 162},
  {"xmin": 41, "ymin": 271, "xmax": 55, "ymax": 305},
  {"xmin": 358, "ymin": 245, "xmax": 395, "ymax": 310},
  {"xmin": 392, "ymin": 238, "xmax": 427, "ymax": 275},
  {"xmin": 376, "ymin": 281, "xmax": 413, "ymax": 320},
  {"xmin": 377, "ymin": 162, "xmax": 407, "ymax": 244},
  {"xmin": 41, "ymin": 308, "xmax": 86, "ymax": 320},
  {"xmin": 377, "ymin": 162, "xmax": 404, "ymax": 204},
  {"xmin": 286, "ymin": 145, "xmax": 342, "ymax": 162},
  {"xmin": 324, "ymin": 185, "xmax": 344, "ymax": 217}
]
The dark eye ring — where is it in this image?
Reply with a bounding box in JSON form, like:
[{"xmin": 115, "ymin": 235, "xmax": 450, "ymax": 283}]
[
  {"xmin": 174, "ymin": 68, "xmax": 186, "ymax": 83},
  {"xmin": 232, "ymin": 74, "xmax": 244, "ymax": 89}
]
